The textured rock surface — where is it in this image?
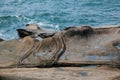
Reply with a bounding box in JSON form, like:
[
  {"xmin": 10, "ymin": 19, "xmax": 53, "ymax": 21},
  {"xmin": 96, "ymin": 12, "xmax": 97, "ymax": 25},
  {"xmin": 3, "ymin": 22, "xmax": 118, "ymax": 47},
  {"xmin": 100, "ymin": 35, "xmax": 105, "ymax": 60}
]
[
  {"xmin": 0, "ymin": 25, "xmax": 120, "ymax": 80},
  {"xmin": 0, "ymin": 67, "xmax": 120, "ymax": 80},
  {"xmin": 0, "ymin": 25, "xmax": 120, "ymax": 68},
  {"xmin": 17, "ymin": 23, "xmax": 56, "ymax": 38}
]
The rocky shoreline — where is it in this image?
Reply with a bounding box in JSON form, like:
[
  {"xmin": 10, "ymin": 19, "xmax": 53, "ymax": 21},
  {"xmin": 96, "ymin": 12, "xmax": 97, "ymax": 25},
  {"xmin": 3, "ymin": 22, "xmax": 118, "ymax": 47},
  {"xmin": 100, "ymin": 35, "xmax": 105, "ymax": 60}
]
[{"xmin": 0, "ymin": 24, "xmax": 120, "ymax": 80}]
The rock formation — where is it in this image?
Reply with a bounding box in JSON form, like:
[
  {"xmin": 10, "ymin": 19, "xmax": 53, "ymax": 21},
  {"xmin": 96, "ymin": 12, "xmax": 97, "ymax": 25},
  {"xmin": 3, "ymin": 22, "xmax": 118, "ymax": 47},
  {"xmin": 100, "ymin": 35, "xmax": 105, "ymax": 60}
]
[
  {"xmin": 0, "ymin": 25, "xmax": 120, "ymax": 68},
  {"xmin": 17, "ymin": 23, "xmax": 56, "ymax": 38},
  {"xmin": 0, "ymin": 24, "xmax": 120, "ymax": 80}
]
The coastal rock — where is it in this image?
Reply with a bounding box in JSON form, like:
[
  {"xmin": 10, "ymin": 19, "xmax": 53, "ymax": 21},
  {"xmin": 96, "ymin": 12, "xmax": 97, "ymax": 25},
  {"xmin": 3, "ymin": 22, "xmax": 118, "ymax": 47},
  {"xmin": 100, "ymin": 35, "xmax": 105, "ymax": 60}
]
[
  {"xmin": 0, "ymin": 25, "xmax": 120, "ymax": 68},
  {"xmin": 17, "ymin": 23, "xmax": 56, "ymax": 38},
  {"xmin": 0, "ymin": 25, "xmax": 120, "ymax": 80},
  {"xmin": 0, "ymin": 67, "xmax": 120, "ymax": 80},
  {"xmin": 0, "ymin": 38, "xmax": 4, "ymax": 42}
]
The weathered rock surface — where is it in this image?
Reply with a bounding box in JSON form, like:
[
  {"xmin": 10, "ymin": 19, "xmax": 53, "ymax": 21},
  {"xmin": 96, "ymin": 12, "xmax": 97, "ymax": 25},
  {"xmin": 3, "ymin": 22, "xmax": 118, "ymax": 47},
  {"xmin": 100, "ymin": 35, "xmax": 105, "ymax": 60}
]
[
  {"xmin": 0, "ymin": 67, "xmax": 120, "ymax": 80},
  {"xmin": 17, "ymin": 23, "xmax": 56, "ymax": 38},
  {"xmin": 0, "ymin": 25, "xmax": 120, "ymax": 67},
  {"xmin": 0, "ymin": 25, "xmax": 120, "ymax": 80}
]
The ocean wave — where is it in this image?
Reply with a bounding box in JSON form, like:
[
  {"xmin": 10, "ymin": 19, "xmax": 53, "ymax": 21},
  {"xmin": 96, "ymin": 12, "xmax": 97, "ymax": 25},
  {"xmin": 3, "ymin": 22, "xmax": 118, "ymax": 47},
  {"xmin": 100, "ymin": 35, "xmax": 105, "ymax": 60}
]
[
  {"xmin": 0, "ymin": 29, "xmax": 18, "ymax": 40},
  {"xmin": 0, "ymin": 0, "xmax": 120, "ymax": 40},
  {"xmin": 0, "ymin": 15, "xmax": 32, "ymax": 22}
]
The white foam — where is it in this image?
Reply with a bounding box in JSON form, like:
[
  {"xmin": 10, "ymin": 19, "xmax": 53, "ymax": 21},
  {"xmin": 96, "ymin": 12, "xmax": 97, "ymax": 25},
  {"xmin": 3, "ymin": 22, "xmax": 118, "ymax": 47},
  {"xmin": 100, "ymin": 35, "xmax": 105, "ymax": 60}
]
[
  {"xmin": 35, "ymin": 37, "xmax": 42, "ymax": 41},
  {"xmin": 0, "ymin": 30, "xmax": 4, "ymax": 38},
  {"xmin": 37, "ymin": 22, "xmax": 60, "ymax": 30},
  {"xmin": 0, "ymin": 33, "xmax": 2, "ymax": 36},
  {"xmin": 0, "ymin": 29, "xmax": 18, "ymax": 40}
]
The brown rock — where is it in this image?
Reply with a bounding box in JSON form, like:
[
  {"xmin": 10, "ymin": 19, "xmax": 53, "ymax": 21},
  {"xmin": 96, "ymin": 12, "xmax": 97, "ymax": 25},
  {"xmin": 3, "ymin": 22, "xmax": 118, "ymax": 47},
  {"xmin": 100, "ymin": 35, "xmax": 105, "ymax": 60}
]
[
  {"xmin": 0, "ymin": 25, "xmax": 120, "ymax": 80},
  {"xmin": 0, "ymin": 25, "xmax": 120, "ymax": 68},
  {"xmin": 17, "ymin": 23, "xmax": 56, "ymax": 38},
  {"xmin": 0, "ymin": 67, "xmax": 120, "ymax": 80}
]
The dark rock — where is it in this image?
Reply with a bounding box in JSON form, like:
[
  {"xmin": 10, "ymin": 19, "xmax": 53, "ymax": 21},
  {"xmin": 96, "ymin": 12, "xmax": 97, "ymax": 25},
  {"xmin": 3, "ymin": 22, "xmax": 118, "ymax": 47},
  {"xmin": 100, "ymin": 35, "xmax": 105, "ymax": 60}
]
[
  {"xmin": 0, "ymin": 38, "xmax": 4, "ymax": 42},
  {"xmin": 64, "ymin": 25, "xmax": 94, "ymax": 37},
  {"xmin": 17, "ymin": 29, "xmax": 34, "ymax": 38},
  {"xmin": 63, "ymin": 26, "xmax": 76, "ymax": 30},
  {"xmin": 38, "ymin": 33, "xmax": 55, "ymax": 38}
]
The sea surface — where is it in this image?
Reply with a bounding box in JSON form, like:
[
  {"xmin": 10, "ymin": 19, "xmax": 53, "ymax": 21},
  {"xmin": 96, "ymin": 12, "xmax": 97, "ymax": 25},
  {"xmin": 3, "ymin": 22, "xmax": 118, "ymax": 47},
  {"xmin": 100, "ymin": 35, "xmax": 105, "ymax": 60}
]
[{"xmin": 0, "ymin": 0, "xmax": 120, "ymax": 40}]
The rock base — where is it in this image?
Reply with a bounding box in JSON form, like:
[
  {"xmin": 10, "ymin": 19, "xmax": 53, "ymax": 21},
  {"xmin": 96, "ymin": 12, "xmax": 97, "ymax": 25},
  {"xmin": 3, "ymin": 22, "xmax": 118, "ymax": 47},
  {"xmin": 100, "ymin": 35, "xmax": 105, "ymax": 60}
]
[{"xmin": 0, "ymin": 66, "xmax": 120, "ymax": 80}]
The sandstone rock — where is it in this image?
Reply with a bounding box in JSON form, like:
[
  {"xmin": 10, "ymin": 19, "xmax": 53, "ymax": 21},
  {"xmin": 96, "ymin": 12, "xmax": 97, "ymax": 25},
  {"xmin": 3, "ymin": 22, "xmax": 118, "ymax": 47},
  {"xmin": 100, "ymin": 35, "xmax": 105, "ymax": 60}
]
[
  {"xmin": 0, "ymin": 25, "xmax": 120, "ymax": 68},
  {"xmin": 0, "ymin": 67, "xmax": 120, "ymax": 80},
  {"xmin": 0, "ymin": 25, "xmax": 120, "ymax": 80},
  {"xmin": 17, "ymin": 23, "xmax": 56, "ymax": 38}
]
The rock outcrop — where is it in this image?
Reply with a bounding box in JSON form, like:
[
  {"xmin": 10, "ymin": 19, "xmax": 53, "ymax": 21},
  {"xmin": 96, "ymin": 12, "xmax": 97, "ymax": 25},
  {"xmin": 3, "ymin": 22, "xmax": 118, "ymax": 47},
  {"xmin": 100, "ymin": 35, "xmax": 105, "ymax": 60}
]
[
  {"xmin": 0, "ymin": 25, "xmax": 120, "ymax": 80},
  {"xmin": 0, "ymin": 67, "xmax": 120, "ymax": 80},
  {"xmin": 0, "ymin": 25, "xmax": 120, "ymax": 68}
]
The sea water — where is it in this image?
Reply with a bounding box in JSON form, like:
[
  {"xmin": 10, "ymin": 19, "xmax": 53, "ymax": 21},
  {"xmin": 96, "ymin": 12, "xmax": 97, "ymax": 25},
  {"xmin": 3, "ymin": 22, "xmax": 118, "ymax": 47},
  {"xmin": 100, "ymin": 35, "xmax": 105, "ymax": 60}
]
[{"xmin": 0, "ymin": 0, "xmax": 120, "ymax": 40}]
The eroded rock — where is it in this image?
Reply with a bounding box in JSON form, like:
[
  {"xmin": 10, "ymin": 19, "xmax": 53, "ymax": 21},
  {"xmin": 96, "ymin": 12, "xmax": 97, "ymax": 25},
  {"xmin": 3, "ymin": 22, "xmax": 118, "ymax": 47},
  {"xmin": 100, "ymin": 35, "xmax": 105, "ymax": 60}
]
[
  {"xmin": 17, "ymin": 23, "xmax": 56, "ymax": 38},
  {"xmin": 0, "ymin": 67, "xmax": 120, "ymax": 80},
  {"xmin": 0, "ymin": 25, "xmax": 120, "ymax": 68},
  {"xmin": 0, "ymin": 25, "xmax": 120, "ymax": 80}
]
